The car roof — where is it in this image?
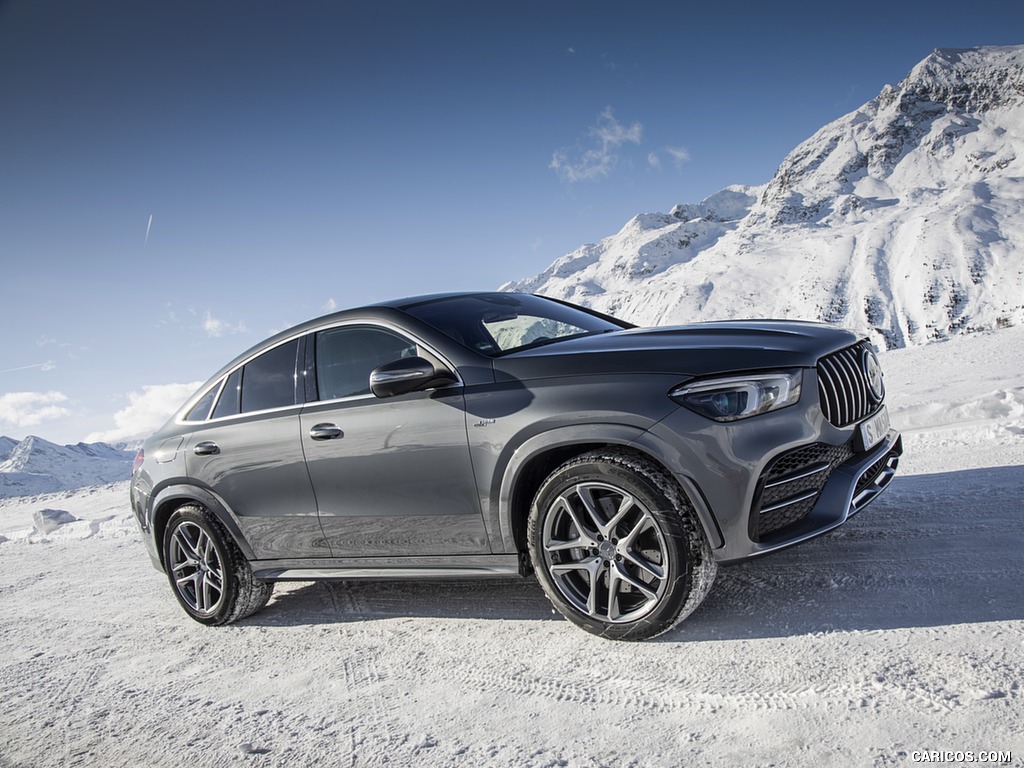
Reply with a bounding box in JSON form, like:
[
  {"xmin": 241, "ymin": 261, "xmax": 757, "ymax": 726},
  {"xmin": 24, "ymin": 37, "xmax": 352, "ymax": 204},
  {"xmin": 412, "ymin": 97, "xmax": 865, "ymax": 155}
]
[
  {"xmin": 204, "ymin": 292, "xmax": 528, "ymax": 379},
  {"xmin": 366, "ymin": 291, "xmax": 522, "ymax": 310}
]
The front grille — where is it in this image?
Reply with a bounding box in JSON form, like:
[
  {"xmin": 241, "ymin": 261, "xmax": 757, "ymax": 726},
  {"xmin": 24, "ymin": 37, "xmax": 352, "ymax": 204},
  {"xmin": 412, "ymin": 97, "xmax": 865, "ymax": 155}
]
[
  {"xmin": 817, "ymin": 340, "xmax": 881, "ymax": 428},
  {"xmin": 753, "ymin": 442, "xmax": 854, "ymax": 538}
]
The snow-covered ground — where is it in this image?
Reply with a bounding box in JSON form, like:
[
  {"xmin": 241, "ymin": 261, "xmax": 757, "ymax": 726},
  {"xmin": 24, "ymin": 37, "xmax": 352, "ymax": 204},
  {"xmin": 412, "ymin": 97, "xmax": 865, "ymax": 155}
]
[{"xmin": 0, "ymin": 327, "xmax": 1021, "ymax": 767}]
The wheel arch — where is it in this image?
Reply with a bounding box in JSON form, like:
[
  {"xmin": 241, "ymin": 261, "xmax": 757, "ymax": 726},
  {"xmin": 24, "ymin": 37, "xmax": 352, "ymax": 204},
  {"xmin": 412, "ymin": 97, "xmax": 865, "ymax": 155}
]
[
  {"xmin": 499, "ymin": 424, "xmax": 724, "ymax": 561},
  {"xmin": 150, "ymin": 483, "xmax": 256, "ymax": 570}
]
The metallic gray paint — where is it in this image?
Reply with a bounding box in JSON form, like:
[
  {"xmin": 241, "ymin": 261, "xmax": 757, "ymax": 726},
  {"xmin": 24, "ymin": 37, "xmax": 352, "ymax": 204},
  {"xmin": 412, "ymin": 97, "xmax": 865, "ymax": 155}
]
[
  {"xmin": 131, "ymin": 292, "xmax": 901, "ymax": 595},
  {"xmin": 183, "ymin": 411, "xmax": 324, "ymax": 559}
]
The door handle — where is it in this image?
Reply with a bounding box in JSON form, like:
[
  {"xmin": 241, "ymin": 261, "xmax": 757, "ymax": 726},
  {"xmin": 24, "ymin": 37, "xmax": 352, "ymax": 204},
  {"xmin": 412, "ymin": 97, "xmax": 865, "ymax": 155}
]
[
  {"xmin": 193, "ymin": 441, "xmax": 220, "ymax": 456},
  {"xmin": 309, "ymin": 423, "xmax": 343, "ymax": 440}
]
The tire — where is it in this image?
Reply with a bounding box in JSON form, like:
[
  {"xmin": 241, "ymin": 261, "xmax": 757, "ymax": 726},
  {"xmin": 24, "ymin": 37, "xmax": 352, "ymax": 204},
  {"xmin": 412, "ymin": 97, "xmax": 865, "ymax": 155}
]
[
  {"xmin": 162, "ymin": 504, "xmax": 273, "ymax": 626},
  {"xmin": 528, "ymin": 449, "xmax": 717, "ymax": 641}
]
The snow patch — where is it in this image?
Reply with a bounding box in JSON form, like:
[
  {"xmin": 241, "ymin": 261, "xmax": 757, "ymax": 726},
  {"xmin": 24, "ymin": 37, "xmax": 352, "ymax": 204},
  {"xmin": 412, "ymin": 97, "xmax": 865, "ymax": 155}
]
[{"xmin": 32, "ymin": 508, "xmax": 77, "ymax": 535}]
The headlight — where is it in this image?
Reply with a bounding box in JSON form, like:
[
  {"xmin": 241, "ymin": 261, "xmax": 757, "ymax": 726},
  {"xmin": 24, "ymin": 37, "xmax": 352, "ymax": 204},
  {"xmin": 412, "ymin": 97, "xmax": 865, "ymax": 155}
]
[{"xmin": 670, "ymin": 370, "xmax": 802, "ymax": 422}]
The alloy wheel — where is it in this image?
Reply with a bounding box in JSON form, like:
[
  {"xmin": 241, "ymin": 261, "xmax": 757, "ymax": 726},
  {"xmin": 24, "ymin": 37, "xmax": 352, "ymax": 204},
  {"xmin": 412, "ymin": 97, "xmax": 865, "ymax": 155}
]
[
  {"xmin": 168, "ymin": 521, "xmax": 226, "ymax": 616},
  {"xmin": 541, "ymin": 481, "xmax": 669, "ymax": 623}
]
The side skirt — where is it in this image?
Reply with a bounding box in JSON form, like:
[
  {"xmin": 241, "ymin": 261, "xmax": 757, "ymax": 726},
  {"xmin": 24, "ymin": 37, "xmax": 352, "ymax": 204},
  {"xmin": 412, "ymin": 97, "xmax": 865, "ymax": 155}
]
[{"xmin": 252, "ymin": 554, "xmax": 522, "ymax": 582}]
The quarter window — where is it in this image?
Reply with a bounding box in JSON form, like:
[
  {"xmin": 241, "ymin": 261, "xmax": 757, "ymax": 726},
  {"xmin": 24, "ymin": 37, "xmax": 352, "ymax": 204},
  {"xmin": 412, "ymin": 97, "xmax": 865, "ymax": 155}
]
[
  {"xmin": 240, "ymin": 340, "xmax": 300, "ymax": 413},
  {"xmin": 211, "ymin": 369, "xmax": 242, "ymax": 419},
  {"xmin": 316, "ymin": 326, "xmax": 417, "ymax": 400},
  {"xmin": 184, "ymin": 386, "xmax": 218, "ymax": 422}
]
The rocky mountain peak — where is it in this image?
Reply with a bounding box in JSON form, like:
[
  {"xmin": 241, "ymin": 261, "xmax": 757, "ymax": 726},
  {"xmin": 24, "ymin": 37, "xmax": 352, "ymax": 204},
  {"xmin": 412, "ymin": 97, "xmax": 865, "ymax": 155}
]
[{"xmin": 505, "ymin": 45, "xmax": 1024, "ymax": 351}]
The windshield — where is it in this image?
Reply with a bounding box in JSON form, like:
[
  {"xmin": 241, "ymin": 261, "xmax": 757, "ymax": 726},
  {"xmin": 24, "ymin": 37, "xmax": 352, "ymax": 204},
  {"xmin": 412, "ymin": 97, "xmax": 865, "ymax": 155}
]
[{"xmin": 401, "ymin": 293, "xmax": 627, "ymax": 356}]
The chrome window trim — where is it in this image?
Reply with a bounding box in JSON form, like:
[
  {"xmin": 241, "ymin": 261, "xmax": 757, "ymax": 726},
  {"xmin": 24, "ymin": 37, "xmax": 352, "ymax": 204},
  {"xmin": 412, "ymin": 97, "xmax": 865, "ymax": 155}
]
[
  {"xmin": 175, "ymin": 319, "xmax": 463, "ymax": 424},
  {"xmin": 307, "ymin": 319, "xmax": 464, "ymax": 406}
]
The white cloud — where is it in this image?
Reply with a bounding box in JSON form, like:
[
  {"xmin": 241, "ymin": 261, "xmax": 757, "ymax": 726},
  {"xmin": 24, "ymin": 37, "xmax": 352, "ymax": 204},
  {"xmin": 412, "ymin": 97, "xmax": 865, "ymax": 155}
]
[
  {"xmin": 0, "ymin": 391, "xmax": 70, "ymax": 429},
  {"xmin": 550, "ymin": 106, "xmax": 643, "ymax": 183},
  {"xmin": 648, "ymin": 146, "xmax": 691, "ymax": 171},
  {"xmin": 86, "ymin": 382, "xmax": 203, "ymax": 444},
  {"xmin": 202, "ymin": 311, "xmax": 247, "ymax": 337},
  {"xmin": 665, "ymin": 146, "xmax": 691, "ymax": 166},
  {"xmin": 322, "ymin": 298, "xmax": 338, "ymax": 312}
]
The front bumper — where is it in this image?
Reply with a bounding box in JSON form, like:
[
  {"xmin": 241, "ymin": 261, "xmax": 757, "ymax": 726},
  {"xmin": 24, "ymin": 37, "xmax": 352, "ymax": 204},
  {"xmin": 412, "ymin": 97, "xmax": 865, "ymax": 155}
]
[
  {"xmin": 732, "ymin": 430, "xmax": 902, "ymax": 563},
  {"xmin": 637, "ymin": 366, "xmax": 903, "ymax": 565}
]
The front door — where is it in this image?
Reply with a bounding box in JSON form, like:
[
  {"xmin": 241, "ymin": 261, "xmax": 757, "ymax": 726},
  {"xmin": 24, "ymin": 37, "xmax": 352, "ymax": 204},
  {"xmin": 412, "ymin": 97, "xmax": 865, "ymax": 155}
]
[{"xmin": 299, "ymin": 324, "xmax": 488, "ymax": 557}]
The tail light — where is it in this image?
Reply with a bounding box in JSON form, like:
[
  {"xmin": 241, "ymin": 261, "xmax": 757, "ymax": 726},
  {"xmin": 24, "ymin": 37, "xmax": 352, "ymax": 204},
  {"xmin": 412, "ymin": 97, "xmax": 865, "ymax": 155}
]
[{"xmin": 132, "ymin": 449, "xmax": 145, "ymax": 475}]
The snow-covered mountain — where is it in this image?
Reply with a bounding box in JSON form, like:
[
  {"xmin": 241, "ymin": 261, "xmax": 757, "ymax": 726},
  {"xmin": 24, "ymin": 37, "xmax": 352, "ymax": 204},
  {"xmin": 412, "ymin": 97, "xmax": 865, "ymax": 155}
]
[
  {"xmin": 505, "ymin": 45, "xmax": 1024, "ymax": 350},
  {"xmin": 0, "ymin": 436, "xmax": 135, "ymax": 498}
]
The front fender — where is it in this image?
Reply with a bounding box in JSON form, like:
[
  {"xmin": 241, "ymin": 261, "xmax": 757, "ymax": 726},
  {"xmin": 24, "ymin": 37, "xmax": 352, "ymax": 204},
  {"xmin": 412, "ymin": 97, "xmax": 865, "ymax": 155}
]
[
  {"xmin": 493, "ymin": 423, "xmax": 644, "ymax": 551},
  {"xmin": 494, "ymin": 422, "xmax": 726, "ymax": 554}
]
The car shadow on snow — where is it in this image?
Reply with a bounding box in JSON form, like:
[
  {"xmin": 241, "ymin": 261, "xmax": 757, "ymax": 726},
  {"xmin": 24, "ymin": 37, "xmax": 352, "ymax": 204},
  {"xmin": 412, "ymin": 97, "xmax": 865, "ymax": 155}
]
[
  {"xmin": 255, "ymin": 576, "xmax": 558, "ymax": 626},
  {"xmin": 245, "ymin": 465, "xmax": 1024, "ymax": 642}
]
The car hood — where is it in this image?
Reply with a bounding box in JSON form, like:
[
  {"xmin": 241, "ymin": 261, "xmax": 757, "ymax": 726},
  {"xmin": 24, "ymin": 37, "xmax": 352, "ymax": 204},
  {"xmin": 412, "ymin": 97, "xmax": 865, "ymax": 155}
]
[{"xmin": 492, "ymin": 320, "xmax": 861, "ymax": 381}]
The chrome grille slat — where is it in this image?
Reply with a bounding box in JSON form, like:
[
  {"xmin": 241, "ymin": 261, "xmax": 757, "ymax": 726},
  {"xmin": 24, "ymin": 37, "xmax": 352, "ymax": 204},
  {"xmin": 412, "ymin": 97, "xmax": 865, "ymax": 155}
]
[
  {"xmin": 834, "ymin": 354, "xmax": 855, "ymax": 424},
  {"xmin": 844, "ymin": 346, "xmax": 869, "ymax": 417},
  {"xmin": 759, "ymin": 489, "xmax": 819, "ymax": 515},
  {"xmin": 764, "ymin": 462, "xmax": 830, "ymax": 489},
  {"xmin": 836, "ymin": 349, "xmax": 862, "ymax": 421},
  {"xmin": 817, "ymin": 359, "xmax": 842, "ymax": 425},
  {"xmin": 817, "ymin": 341, "xmax": 880, "ymax": 428}
]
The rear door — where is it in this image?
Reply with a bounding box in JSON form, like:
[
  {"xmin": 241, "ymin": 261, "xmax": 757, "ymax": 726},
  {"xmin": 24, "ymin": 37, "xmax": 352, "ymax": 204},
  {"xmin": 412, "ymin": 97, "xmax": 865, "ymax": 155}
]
[{"xmin": 184, "ymin": 338, "xmax": 324, "ymax": 559}]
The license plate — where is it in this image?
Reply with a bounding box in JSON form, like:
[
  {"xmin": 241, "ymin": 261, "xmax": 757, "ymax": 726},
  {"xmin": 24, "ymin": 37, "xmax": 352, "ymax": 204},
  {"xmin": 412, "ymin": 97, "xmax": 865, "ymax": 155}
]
[{"xmin": 858, "ymin": 405, "xmax": 890, "ymax": 451}]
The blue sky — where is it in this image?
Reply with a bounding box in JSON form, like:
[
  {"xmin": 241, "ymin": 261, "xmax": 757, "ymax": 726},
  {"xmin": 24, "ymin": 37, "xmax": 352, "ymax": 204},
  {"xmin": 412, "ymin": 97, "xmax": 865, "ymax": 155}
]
[{"xmin": 2, "ymin": 0, "xmax": 1022, "ymax": 445}]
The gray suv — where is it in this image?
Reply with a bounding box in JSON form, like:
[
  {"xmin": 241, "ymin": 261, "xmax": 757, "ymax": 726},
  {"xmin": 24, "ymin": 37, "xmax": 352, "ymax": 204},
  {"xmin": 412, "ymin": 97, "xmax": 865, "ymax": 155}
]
[{"xmin": 130, "ymin": 292, "xmax": 902, "ymax": 640}]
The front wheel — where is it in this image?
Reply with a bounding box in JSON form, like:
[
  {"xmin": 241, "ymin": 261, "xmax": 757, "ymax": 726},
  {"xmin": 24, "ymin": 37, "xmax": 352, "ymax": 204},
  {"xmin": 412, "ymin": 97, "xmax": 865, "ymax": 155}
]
[
  {"xmin": 528, "ymin": 450, "xmax": 716, "ymax": 641},
  {"xmin": 162, "ymin": 504, "xmax": 273, "ymax": 625}
]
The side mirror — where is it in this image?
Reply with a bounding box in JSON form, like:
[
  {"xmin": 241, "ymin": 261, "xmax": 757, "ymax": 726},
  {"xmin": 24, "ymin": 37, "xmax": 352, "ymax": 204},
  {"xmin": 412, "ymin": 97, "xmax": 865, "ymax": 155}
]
[{"xmin": 369, "ymin": 357, "xmax": 458, "ymax": 398}]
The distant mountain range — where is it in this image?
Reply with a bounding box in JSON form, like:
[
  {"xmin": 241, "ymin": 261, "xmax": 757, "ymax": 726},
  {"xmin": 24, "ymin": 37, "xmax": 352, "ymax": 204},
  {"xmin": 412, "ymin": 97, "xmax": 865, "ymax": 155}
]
[
  {"xmin": 0, "ymin": 436, "xmax": 135, "ymax": 498},
  {"xmin": 504, "ymin": 45, "xmax": 1024, "ymax": 350}
]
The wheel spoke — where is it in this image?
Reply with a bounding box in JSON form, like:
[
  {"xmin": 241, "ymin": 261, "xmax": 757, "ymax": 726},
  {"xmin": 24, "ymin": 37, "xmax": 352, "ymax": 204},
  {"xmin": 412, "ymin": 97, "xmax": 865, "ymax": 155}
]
[
  {"xmin": 575, "ymin": 486, "xmax": 608, "ymax": 535},
  {"xmin": 603, "ymin": 492, "xmax": 636, "ymax": 535},
  {"xmin": 621, "ymin": 549, "xmax": 664, "ymax": 580},
  {"xmin": 177, "ymin": 527, "xmax": 202, "ymax": 560},
  {"xmin": 557, "ymin": 495, "xmax": 599, "ymax": 548},
  {"xmin": 196, "ymin": 572, "xmax": 210, "ymax": 611},
  {"xmin": 198, "ymin": 571, "xmax": 221, "ymax": 612},
  {"xmin": 550, "ymin": 556, "xmax": 601, "ymax": 576},
  {"xmin": 612, "ymin": 561, "xmax": 658, "ymax": 601},
  {"xmin": 620, "ymin": 513, "xmax": 653, "ymax": 550},
  {"xmin": 545, "ymin": 537, "xmax": 586, "ymax": 553},
  {"xmin": 550, "ymin": 556, "xmax": 604, "ymax": 618},
  {"xmin": 606, "ymin": 562, "xmax": 658, "ymax": 621}
]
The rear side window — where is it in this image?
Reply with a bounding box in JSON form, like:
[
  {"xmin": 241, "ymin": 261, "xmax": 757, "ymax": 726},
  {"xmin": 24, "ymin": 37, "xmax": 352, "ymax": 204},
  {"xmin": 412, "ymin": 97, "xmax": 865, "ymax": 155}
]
[
  {"xmin": 316, "ymin": 326, "xmax": 416, "ymax": 400},
  {"xmin": 211, "ymin": 370, "xmax": 241, "ymax": 419},
  {"xmin": 205, "ymin": 340, "xmax": 300, "ymax": 419},
  {"xmin": 240, "ymin": 340, "xmax": 300, "ymax": 413},
  {"xmin": 184, "ymin": 386, "xmax": 218, "ymax": 422}
]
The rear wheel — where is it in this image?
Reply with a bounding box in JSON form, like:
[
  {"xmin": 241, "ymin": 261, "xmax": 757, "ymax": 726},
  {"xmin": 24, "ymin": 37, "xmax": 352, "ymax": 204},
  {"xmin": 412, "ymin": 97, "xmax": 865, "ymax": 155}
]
[
  {"xmin": 163, "ymin": 504, "xmax": 273, "ymax": 625},
  {"xmin": 528, "ymin": 449, "xmax": 716, "ymax": 640}
]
